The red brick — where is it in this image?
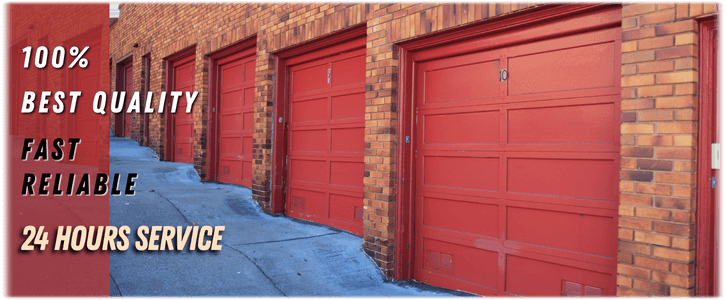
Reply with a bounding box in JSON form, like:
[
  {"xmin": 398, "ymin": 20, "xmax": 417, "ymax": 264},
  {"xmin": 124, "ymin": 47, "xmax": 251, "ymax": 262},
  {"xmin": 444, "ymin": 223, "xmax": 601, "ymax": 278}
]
[
  {"xmin": 622, "ymin": 64, "xmax": 637, "ymax": 76},
  {"xmin": 652, "ymin": 270, "xmax": 694, "ymax": 288},
  {"xmin": 638, "ymin": 110, "xmax": 673, "ymax": 122},
  {"xmin": 619, "ymin": 252, "xmax": 634, "ymax": 264},
  {"xmin": 622, "ymin": 50, "xmax": 655, "ymax": 64},
  {"xmin": 657, "ymin": 148, "xmax": 695, "ymax": 160},
  {"xmin": 675, "ymin": 57, "xmax": 698, "ymax": 70},
  {"xmin": 618, "ymin": 287, "xmax": 649, "ymax": 296},
  {"xmin": 655, "ymin": 71, "xmax": 697, "ymax": 84},
  {"xmin": 638, "ymin": 85, "xmax": 672, "ymax": 98},
  {"xmin": 655, "ymin": 45, "xmax": 697, "ymax": 60},
  {"xmin": 653, "ymin": 222, "xmax": 693, "ymax": 236},
  {"xmin": 639, "ymin": 9, "xmax": 675, "ymax": 26},
  {"xmin": 674, "ymin": 83, "xmax": 696, "ymax": 96},
  {"xmin": 633, "ymin": 256, "xmax": 671, "ymax": 272},
  {"xmin": 637, "ymin": 159, "xmax": 673, "ymax": 171},
  {"xmin": 622, "ymin": 40, "xmax": 637, "ymax": 53},
  {"xmin": 621, "ymin": 170, "xmax": 654, "ymax": 182},
  {"xmin": 622, "ymin": 74, "xmax": 653, "ymax": 87},
  {"xmin": 672, "ymin": 237, "xmax": 695, "ymax": 250},
  {"xmin": 637, "ymin": 135, "xmax": 673, "ymax": 147},
  {"xmin": 622, "ymin": 158, "xmax": 637, "ymax": 169},
  {"xmin": 621, "ymin": 146, "xmax": 654, "ymax": 158},
  {"xmin": 620, "ymin": 193, "xmax": 652, "ymax": 206},
  {"xmin": 655, "ymin": 20, "xmax": 697, "ymax": 36},
  {"xmin": 655, "ymin": 96, "xmax": 696, "ymax": 108},
  {"xmin": 635, "ymin": 207, "xmax": 671, "ymax": 221},
  {"xmin": 688, "ymin": 3, "xmax": 703, "ymax": 17},
  {"xmin": 638, "ymin": 60, "xmax": 674, "ymax": 74},
  {"xmin": 622, "ymin": 99, "xmax": 655, "ymax": 110},
  {"xmin": 675, "ymin": 32, "xmax": 697, "ymax": 46},
  {"xmin": 621, "ymin": 124, "xmax": 654, "ymax": 134},
  {"xmin": 636, "ymin": 183, "xmax": 671, "ymax": 196},
  {"xmin": 623, "ymin": 17, "xmax": 638, "ymax": 30},
  {"xmin": 675, "ymin": 4, "xmax": 690, "ymax": 19},
  {"xmin": 633, "ymin": 278, "xmax": 671, "ymax": 295},
  {"xmin": 623, "ymin": 4, "xmax": 657, "ymax": 17},
  {"xmin": 619, "ymin": 228, "xmax": 634, "ymax": 240},
  {"xmin": 620, "ymin": 218, "xmax": 654, "ymax": 231},
  {"xmin": 654, "ymin": 197, "xmax": 693, "ymax": 210},
  {"xmin": 638, "ymin": 35, "xmax": 674, "ymax": 50},
  {"xmin": 656, "ymin": 122, "xmax": 697, "ymax": 134},
  {"xmin": 671, "ymin": 262, "xmax": 694, "ymax": 275},
  {"xmin": 621, "ymin": 111, "xmax": 637, "ymax": 122},
  {"xmin": 621, "ymin": 135, "xmax": 636, "ymax": 145},
  {"xmin": 618, "ymin": 275, "xmax": 633, "ymax": 287},
  {"xmin": 617, "ymin": 263, "xmax": 652, "ymax": 279},
  {"xmin": 655, "ymin": 173, "xmax": 695, "ymax": 185}
]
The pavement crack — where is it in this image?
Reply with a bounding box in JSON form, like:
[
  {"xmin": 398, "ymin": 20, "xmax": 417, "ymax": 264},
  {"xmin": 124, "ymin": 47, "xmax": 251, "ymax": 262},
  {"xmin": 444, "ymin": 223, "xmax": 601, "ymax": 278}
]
[
  {"xmin": 110, "ymin": 274, "xmax": 123, "ymax": 297},
  {"xmin": 149, "ymin": 190, "xmax": 194, "ymax": 225},
  {"xmin": 224, "ymin": 241, "xmax": 287, "ymax": 297},
  {"xmin": 230, "ymin": 232, "xmax": 340, "ymax": 246}
]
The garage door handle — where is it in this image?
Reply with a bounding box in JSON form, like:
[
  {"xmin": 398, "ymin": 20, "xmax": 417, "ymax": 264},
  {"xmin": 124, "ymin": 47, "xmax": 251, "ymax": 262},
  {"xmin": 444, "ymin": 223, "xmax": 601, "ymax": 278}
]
[{"xmin": 500, "ymin": 69, "xmax": 508, "ymax": 81}]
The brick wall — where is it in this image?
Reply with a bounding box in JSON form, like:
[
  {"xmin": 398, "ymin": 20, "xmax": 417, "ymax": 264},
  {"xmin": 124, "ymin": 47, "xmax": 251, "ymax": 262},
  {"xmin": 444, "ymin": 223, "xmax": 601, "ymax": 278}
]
[
  {"xmin": 111, "ymin": 3, "xmax": 541, "ymax": 278},
  {"xmin": 618, "ymin": 3, "xmax": 717, "ymax": 296},
  {"xmin": 111, "ymin": 3, "xmax": 718, "ymax": 294}
]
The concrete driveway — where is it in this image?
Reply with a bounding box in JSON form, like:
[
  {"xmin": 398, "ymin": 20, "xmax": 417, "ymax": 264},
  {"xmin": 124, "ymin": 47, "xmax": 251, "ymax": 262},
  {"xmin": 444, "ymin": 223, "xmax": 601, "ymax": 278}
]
[{"xmin": 109, "ymin": 137, "xmax": 473, "ymax": 296}]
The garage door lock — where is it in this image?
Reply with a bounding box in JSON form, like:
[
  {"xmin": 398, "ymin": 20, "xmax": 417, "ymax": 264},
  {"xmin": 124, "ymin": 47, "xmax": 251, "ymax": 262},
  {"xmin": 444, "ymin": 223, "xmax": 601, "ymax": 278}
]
[{"xmin": 500, "ymin": 69, "xmax": 508, "ymax": 82}]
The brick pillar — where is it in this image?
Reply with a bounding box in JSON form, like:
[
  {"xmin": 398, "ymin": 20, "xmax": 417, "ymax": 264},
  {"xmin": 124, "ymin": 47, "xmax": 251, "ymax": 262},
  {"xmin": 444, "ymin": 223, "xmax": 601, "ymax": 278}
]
[
  {"xmin": 363, "ymin": 16, "xmax": 398, "ymax": 277},
  {"xmin": 618, "ymin": 3, "xmax": 718, "ymax": 296}
]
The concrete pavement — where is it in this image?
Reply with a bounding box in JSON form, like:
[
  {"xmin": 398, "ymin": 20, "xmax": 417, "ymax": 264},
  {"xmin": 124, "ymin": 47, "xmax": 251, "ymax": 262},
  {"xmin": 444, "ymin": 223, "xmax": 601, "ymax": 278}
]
[{"xmin": 109, "ymin": 137, "xmax": 473, "ymax": 296}]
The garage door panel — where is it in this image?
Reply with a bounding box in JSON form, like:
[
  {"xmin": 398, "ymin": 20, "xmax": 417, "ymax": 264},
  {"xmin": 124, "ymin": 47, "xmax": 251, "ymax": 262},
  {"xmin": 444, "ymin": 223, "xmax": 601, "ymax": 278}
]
[
  {"xmin": 506, "ymin": 206, "xmax": 617, "ymax": 257},
  {"xmin": 331, "ymin": 54, "xmax": 365, "ymax": 87},
  {"xmin": 288, "ymin": 188, "xmax": 328, "ymax": 218},
  {"xmin": 505, "ymin": 255, "xmax": 613, "ymax": 296},
  {"xmin": 422, "ymin": 196, "xmax": 499, "ymax": 237},
  {"xmin": 218, "ymin": 158, "xmax": 242, "ymax": 182},
  {"xmin": 220, "ymin": 136, "xmax": 242, "ymax": 155},
  {"xmin": 424, "ymin": 111, "xmax": 499, "ymax": 145},
  {"xmin": 331, "ymin": 93, "xmax": 365, "ymax": 120},
  {"xmin": 292, "ymin": 63, "xmax": 329, "ymax": 94},
  {"xmin": 243, "ymin": 87, "xmax": 255, "ymax": 106},
  {"xmin": 291, "ymin": 98, "xmax": 328, "ymax": 123},
  {"xmin": 506, "ymin": 158, "xmax": 617, "ymax": 201},
  {"xmin": 421, "ymin": 238, "xmax": 499, "ymax": 288},
  {"xmin": 330, "ymin": 161, "xmax": 364, "ymax": 187},
  {"xmin": 507, "ymin": 103, "xmax": 615, "ymax": 145},
  {"xmin": 291, "ymin": 129, "xmax": 328, "ymax": 152},
  {"xmin": 243, "ymin": 137, "xmax": 253, "ymax": 155},
  {"xmin": 290, "ymin": 159, "xmax": 327, "ymax": 183},
  {"xmin": 221, "ymin": 90, "xmax": 244, "ymax": 109},
  {"xmin": 423, "ymin": 156, "xmax": 499, "ymax": 191},
  {"xmin": 220, "ymin": 112, "xmax": 242, "ymax": 132},
  {"xmin": 423, "ymin": 59, "xmax": 500, "ymax": 104},
  {"xmin": 329, "ymin": 193, "xmax": 364, "ymax": 225},
  {"xmin": 331, "ymin": 128, "xmax": 364, "ymax": 153},
  {"xmin": 244, "ymin": 60, "xmax": 255, "ymax": 83},
  {"xmin": 221, "ymin": 63, "xmax": 245, "ymax": 87},
  {"xmin": 508, "ymin": 42, "xmax": 616, "ymax": 96}
]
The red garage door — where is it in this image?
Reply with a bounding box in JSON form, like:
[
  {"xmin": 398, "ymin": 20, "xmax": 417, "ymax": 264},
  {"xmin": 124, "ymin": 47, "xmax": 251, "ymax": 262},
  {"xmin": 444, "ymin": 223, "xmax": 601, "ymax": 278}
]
[
  {"xmin": 411, "ymin": 9, "xmax": 621, "ymax": 296},
  {"xmin": 171, "ymin": 56, "xmax": 195, "ymax": 164},
  {"xmin": 215, "ymin": 48, "xmax": 255, "ymax": 187},
  {"xmin": 285, "ymin": 39, "xmax": 366, "ymax": 235},
  {"xmin": 123, "ymin": 63, "xmax": 133, "ymax": 137}
]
